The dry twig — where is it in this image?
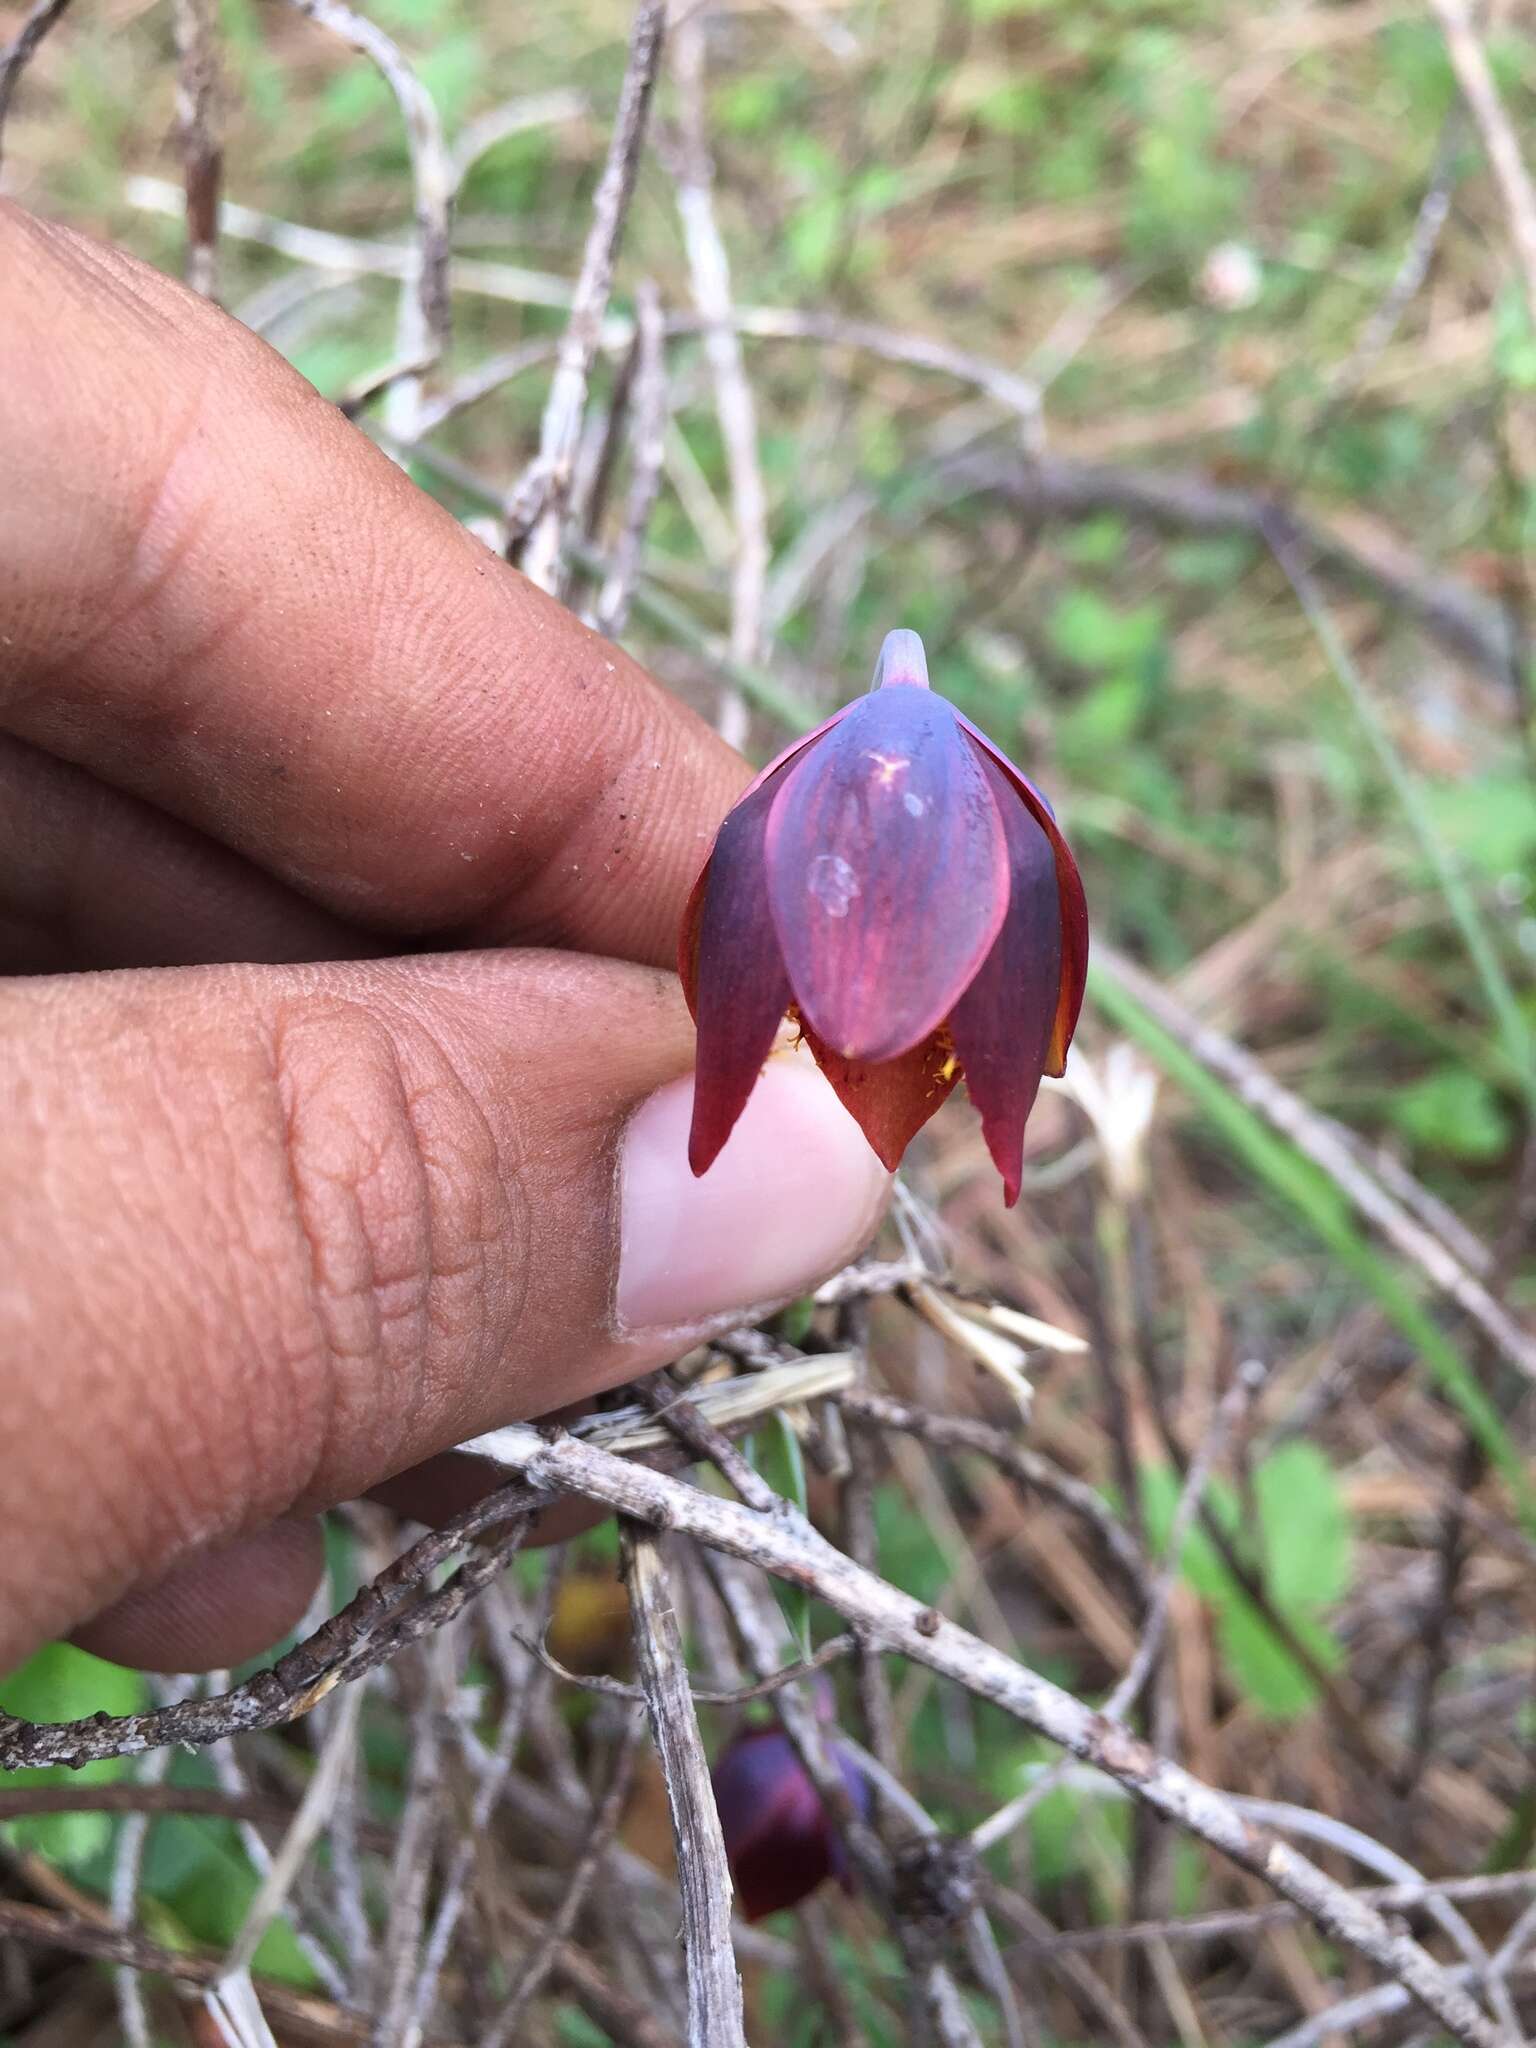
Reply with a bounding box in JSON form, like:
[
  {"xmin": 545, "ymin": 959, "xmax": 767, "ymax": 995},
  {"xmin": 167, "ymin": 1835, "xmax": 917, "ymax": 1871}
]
[
  {"xmin": 0, "ymin": 0, "xmax": 72, "ymax": 164},
  {"xmin": 664, "ymin": 4, "xmax": 768, "ymax": 747},
  {"xmin": 1429, "ymin": 0, "xmax": 1536, "ymax": 339},
  {"xmin": 594, "ymin": 277, "xmax": 670, "ymax": 635},
  {"xmin": 621, "ymin": 1525, "xmax": 747, "ymax": 2048},
  {"xmin": 512, "ymin": 0, "xmax": 667, "ymax": 588},
  {"xmin": 283, "ymin": 0, "xmax": 453, "ymax": 431},
  {"xmin": 474, "ymin": 1425, "xmax": 1506, "ymax": 2048},
  {"xmin": 172, "ymin": 0, "xmax": 221, "ymax": 298}
]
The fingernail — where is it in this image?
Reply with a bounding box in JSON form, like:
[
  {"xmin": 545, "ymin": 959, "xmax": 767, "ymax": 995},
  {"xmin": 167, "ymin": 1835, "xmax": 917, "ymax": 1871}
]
[{"xmin": 616, "ymin": 1046, "xmax": 890, "ymax": 1334}]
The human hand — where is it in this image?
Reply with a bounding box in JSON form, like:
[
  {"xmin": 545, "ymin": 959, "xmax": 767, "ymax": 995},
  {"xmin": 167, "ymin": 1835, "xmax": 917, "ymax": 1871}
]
[{"xmin": 0, "ymin": 203, "xmax": 888, "ymax": 1679}]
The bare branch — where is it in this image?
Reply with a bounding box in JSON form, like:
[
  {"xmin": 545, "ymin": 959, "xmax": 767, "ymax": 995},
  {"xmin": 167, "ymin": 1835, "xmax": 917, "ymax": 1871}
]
[
  {"xmin": 126, "ymin": 175, "xmax": 572, "ymax": 311},
  {"xmin": 512, "ymin": 0, "xmax": 667, "ymax": 589},
  {"xmin": 221, "ymin": 1678, "xmax": 366, "ymax": 1984},
  {"xmin": 1007, "ymin": 1869, "xmax": 1536, "ymax": 1960},
  {"xmin": 0, "ymin": 1507, "xmax": 534, "ymax": 1766},
  {"xmin": 665, "ymin": 5, "xmax": 767, "ymax": 746},
  {"xmin": 451, "ymin": 87, "xmax": 588, "ymax": 186},
  {"xmin": 841, "ymin": 1388, "xmax": 1149, "ymax": 1603},
  {"xmin": 949, "ymin": 446, "xmax": 1521, "ymax": 693},
  {"xmin": 172, "ymin": 0, "xmax": 222, "ymax": 298},
  {"xmin": 630, "ymin": 1365, "xmax": 777, "ymax": 1510},
  {"xmin": 621, "ymin": 1525, "xmax": 747, "ymax": 2048},
  {"xmin": 1429, "ymin": 0, "xmax": 1536, "ymax": 340},
  {"xmin": 494, "ymin": 1890, "xmax": 685, "ymax": 2048},
  {"xmin": 367, "ymin": 1662, "xmax": 444, "ymax": 2045},
  {"xmin": 697, "ymin": 305, "xmax": 1041, "ymax": 436},
  {"xmin": 487, "ymin": 1425, "xmax": 1504, "ymax": 2048},
  {"xmin": 594, "ymin": 277, "xmax": 669, "ymax": 635},
  {"xmin": 0, "ymin": 0, "xmax": 72, "ymax": 166},
  {"xmin": 522, "ymin": 1624, "xmax": 858, "ymax": 1704},
  {"xmin": 971, "ymin": 1360, "xmax": 1267, "ymax": 1857},
  {"xmin": 282, "ymin": 0, "xmax": 453, "ymax": 429},
  {"xmin": 111, "ymin": 1739, "xmax": 170, "ymax": 2048}
]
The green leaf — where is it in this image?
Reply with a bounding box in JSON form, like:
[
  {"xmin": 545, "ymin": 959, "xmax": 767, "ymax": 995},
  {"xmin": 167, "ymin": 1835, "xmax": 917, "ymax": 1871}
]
[
  {"xmin": 1423, "ymin": 775, "xmax": 1536, "ymax": 878},
  {"xmin": 1254, "ymin": 1442, "xmax": 1352, "ymax": 1611},
  {"xmin": 1048, "ymin": 589, "xmax": 1165, "ymax": 670},
  {"xmin": 0, "ymin": 1647, "xmax": 148, "ymax": 1872},
  {"xmin": 786, "ymin": 197, "xmax": 844, "ymax": 286},
  {"xmin": 1217, "ymin": 1601, "xmax": 1341, "ymax": 1720},
  {"xmin": 747, "ymin": 1416, "xmax": 812, "ymax": 1655},
  {"xmin": 1393, "ymin": 1068, "xmax": 1513, "ymax": 1163},
  {"xmin": 1137, "ymin": 1462, "xmax": 1238, "ymax": 1602},
  {"xmin": 161, "ymin": 1823, "xmax": 317, "ymax": 1985},
  {"xmin": 874, "ymin": 1483, "xmax": 950, "ymax": 1608},
  {"xmin": 774, "ymin": 1296, "xmax": 817, "ymax": 1347}
]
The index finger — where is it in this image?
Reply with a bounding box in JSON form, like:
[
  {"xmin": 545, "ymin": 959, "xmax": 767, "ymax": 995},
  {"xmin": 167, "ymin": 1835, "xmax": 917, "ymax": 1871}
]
[{"xmin": 0, "ymin": 203, "xmax": 746, "ymax": 966}]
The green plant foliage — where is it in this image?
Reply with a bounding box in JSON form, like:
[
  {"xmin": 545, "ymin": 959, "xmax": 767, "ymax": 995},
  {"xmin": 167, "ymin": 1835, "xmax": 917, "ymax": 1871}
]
[
  {"xmin": 1426, "ymin": 775, "xmax": 1536, "ymax": 879},
  {"xmin": 760, "ymin": 1929, "xmax": 907, "ymax": 2043},
  {"xmin": 0, "ymin": 1646, "xmax": 146, "ymax": 1871},
  {"xmin": 1392, "ymin": 1066, "xmax": 1513, "ymax": 1163},
  {"xmin": 746, "ymin": 1414, "xmax": 813, "ymax": 1653},
  {"xmin": 141, "ymin": 1815, "xmax": 318, "ymax": 1985},
  {"xmin": 1140, "ymin": 1442, "xmax": 1352, "ymax": 1718},
  {"xmin": 873, "ymin": 1483, "xmax": 951, "ymax": 1611}
]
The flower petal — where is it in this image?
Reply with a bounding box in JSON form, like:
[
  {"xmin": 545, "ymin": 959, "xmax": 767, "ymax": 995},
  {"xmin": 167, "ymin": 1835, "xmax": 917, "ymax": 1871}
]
[
  {"xmin": 681, "ymin": 775, "xmax": 793, "ymax": 1177},
  {"xmin": 871, "ymin": 626, "xmax": 931, "ymax": 691},
  {"xmin": 765, "ymin": 689, "xmax": 1009, "ymax": 1063},
  {"xmin": 949, "ymin": 752, "xmax": 1063, "ymax": 1205},
  {"xmin": 799, "ymin": 1016, "xmax": 960, "ymax": 1171},
  {"xmin": 956, "ymin": 714, "xmax": 1088, "ymax": 1075}
]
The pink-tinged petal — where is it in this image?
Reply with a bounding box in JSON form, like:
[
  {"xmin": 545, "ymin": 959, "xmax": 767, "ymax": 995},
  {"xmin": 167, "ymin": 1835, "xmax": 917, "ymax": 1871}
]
[
  {"xmin": 799, "ymin": 1018, "xmax": 961, "ymax": 1171},
  {"xmin": 764, "ymin": 689, "xmax": 1010, "ymax": 1063},
  {"xmin": 871, "ymin": 626, "xmax": 931, "ymax": 690},
  {"xmin": 955, "ymin": 713, "xmax": 1088, "ymax": 1075},
  {"xmin": 682, "ymin": 774, "xmax": 793, "ymax": 1177},
  {"xmin": 949, "ymin": 753, "xmax": 1064, "ymax": 1205},
  {"xmin": 679, "ymin": 699, "xmax": 861, "ymax": 1016}
]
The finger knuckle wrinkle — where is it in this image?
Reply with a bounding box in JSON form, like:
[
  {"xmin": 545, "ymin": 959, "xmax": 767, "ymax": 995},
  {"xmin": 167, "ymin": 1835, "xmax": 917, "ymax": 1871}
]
[{"xmin": 268, "ymin": 995, "xmax": 509, "ymax": 1470}]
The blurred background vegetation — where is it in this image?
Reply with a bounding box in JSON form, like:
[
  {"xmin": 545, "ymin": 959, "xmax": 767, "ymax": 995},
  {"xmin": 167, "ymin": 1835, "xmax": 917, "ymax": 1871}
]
[{"xmin": 3, "ymin": 0, "xmax": 1536, "ymax": 2042}]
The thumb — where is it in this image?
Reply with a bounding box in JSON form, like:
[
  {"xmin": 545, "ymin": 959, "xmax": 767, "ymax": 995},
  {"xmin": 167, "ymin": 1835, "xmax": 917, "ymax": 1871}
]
[{"xmin": 1, "ymin": 951, "xmax": 887, "ymax": 1670}]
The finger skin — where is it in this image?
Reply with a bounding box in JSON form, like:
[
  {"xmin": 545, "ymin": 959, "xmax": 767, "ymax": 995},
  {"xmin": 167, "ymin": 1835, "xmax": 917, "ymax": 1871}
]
[
  {"xmin": 0, "ymin": 949, "xmax": 697, "ymax": 1673},
  {"xmin": 0, "ymin": 201, "xmax": 744, "ymax": 965},
  {"xmin": 0, "ymin": 734, "xmax": 371, "ymax": 973},
  {"xmin": 68, "ymin": 1519, "xmax": 326, "ymax": 1673}
]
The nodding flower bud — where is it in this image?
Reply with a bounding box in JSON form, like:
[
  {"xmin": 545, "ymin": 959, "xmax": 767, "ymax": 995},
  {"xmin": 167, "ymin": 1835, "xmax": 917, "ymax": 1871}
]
[
  {"xmin": 679, "ymin": 629, "xmax": 1088, "ymax": 1204},
  {"xmin": 710, "ymin": 1724, "xmax": 873, "ymax": 1922}
]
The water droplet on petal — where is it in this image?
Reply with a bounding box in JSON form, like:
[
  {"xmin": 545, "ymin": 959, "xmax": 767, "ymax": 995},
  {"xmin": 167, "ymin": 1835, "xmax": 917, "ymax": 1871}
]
[
  {"xmin": 903, "ymin": 791, "xmax": 926, "ymax": 818},
  {"xmin": 808, "ymin": 852, "xmax": 861, "ymax": 918}
]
